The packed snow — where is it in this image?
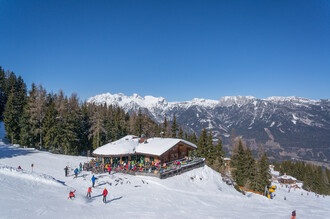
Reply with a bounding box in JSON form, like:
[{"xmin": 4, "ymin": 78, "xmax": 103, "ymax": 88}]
[{"xmin": 1, "ymin": 142, "xmax": 329, "ymax": 218}]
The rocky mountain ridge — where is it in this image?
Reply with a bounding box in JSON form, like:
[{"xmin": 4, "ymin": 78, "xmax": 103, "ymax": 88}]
[{"xmin": 88, "ymin": 93, "xmax": 330, "ymax": 165}]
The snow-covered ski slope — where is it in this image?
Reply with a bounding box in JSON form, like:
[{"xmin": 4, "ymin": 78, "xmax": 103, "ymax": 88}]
[{"xmin": 0, "ymin": 143, "xmax": 329, "ymax": 219}]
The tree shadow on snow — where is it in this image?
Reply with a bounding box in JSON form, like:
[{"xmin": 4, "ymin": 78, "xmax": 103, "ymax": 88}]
[
  {"xmin": 106, "ymin": 196, "xmax": 123, "ymax": 204},
  {"xmin": 0, "ymin": 144, "xmax": 36, "ymax": 159}
]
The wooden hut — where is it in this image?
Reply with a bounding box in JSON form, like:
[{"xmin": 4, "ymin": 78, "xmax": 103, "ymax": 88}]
[
  {"xmin": 277, "ymin": 174, "xmax": 297, "ymax": 184},
  {"xmin": 92, "ymin": 135, "xmax": 197, "ymax": 164}
]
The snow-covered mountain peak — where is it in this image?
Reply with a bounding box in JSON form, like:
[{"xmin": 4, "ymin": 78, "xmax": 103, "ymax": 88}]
[
  {"xmin": 264, "ymin": 96, "xmax": 319, "ymax": 104},
  {"xmin": 189, "ymin": 98, "xmax": 219, "ymax": 107},
  {"xmin": 219, "ymin": 95, "xmax": 256, "ymax": 106},
  {"xmin": 87, "ymin": 92, "xmax": 169, "ymax": 110}
]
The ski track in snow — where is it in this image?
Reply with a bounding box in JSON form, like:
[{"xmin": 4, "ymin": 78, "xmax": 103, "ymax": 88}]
[{"xmin": 0, "ymin": 143, "xmax": 330, "ymax": 218}]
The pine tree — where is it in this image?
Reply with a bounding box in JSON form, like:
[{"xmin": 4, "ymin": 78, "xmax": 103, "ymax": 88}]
[
  {"xmin": 43, "ymin": 95, "xmax": 57, "ymax": 150},
  {"xmin": 197, "ymin": 128, "xmax": 208, "ymax": 157},
  {"xmin": 19, "ymin": 105, "xmax": 33, "ymax": 147},
  {"xmin": 245, "ymin": 147, "xmax": 257, "ymax": 189},
  {"xmin": 134, "ymin": 108, "xmax": 143, "ymax": 137},
  {"xmin": 171, "ymin": 115, "xmax": 178, "ymax": 138},
  {"xmin": 215, "ymin": 137, "xmax": 225, "ymax": 166},
  {"xmin": 0, "ymin": 67, "xmax": 5, "ymax": 121},
  {"xmin": 255, "ymin": 152, "xmax": 271, "ymax": 193},
  {"xmin": 178, "ymin": 126, "xmax": 183, "ymax": 139},
  {"xmin": 162, "ymin": 116, "xmax": 168, "ymax": 137},
  {"xmin": 27, "ymin": 84, "xmax": 47, "ymax": 148},
  {"xmin": 231, "ymin": 138, "xmax": 247, "ymax": 187},
  {"xmin": 207, "ymin": 131, "xmax": 216, "ymax": 165},
  {"xmin": 4, "ymin": 86, "xmax": 20, "ymax": 143},
  {"xmin": 89, "ymin": 104, "xmax": 105, "ymax": 150},
  {"xmin": 184, "ymin": 132, "xmax": 188, "ymax": 140}
]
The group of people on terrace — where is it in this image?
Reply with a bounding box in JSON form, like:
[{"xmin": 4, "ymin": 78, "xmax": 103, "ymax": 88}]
[{"xmin": 86, "ymin": 157, "xmax": 187, "ymax": 174}]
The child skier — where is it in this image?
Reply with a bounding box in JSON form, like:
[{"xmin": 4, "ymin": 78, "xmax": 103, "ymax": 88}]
[
  {"xmin": 103, "ymin": 187, "xmax": 108, "ymax": 203},
  {"xmin": 86, "ymin": 187, "xmax": 92, "ymax": 198},
  {"xmin": 68, "ymin": 190, "xmax": 76, "ymax": 199}
]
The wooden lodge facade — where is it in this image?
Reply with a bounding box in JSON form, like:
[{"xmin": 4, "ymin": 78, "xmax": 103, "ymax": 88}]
[{"xmin": 92, "ymin": 135, "xmax": 197, "ymax": 165}]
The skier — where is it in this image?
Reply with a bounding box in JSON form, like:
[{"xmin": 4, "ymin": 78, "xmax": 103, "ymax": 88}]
[
  {"xmin": 18, "ymin": 166, "xmax": 22, "ymax": 170},
  {"xmin": 79, "ymin": 162, "xmax": 82, "ymax": 170},
  {"xmin": 91, "ymin": 175, "xmax": 96, "ymax": 187},
  {"xmin": 86, "ymin": 187, "xmax": 92, "ymax": 198},
  {"xmin": 102, "ymin": 187, "xmax": 108, "ymax": 203},
  {"xmin": 64, "ymin": 166, "xmax": 68, "ymax": 177},
  {"xmin": 74, "ymin": 168, "xmax": 78, "ymax": 178},
  {"xmin": 31, "ymin": 163, "xmax": 34, "ymax": 172},
  {"xmin": 290, "ymin": 210, "xmax": 296, "ymax": 219},
  {"xmin": 68, "ymin": 190, "xmax": 76, "ymax": 199},
  {"xmin": 108, "ymin": 166, "xmax": 111, "ymax": 175}
]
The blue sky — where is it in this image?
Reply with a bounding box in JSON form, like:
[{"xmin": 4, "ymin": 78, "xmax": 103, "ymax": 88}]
[{"xmin": 0, "ymin": 0, "xmax": 329, "ymax": 101}]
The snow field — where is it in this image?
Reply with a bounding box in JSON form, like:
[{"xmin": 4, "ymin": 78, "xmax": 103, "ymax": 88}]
[{"xmin": 0, "ymin": 143, "xmax": 329, "ymax": 219}]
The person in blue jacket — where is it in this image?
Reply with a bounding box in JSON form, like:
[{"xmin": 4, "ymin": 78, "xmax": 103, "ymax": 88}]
[
  {"xmin": 74, "ymin": 168, "xmax": 78, "ymax": 178},
  {"xmin": 91, "ymin": 175, "xmax": 96, "ymax": 187}
]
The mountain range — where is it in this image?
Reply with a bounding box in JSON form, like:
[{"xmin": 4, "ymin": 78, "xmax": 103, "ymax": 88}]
[{"xmin": 87, "ymin": 93, "xmax": 330, "ymax": 166}]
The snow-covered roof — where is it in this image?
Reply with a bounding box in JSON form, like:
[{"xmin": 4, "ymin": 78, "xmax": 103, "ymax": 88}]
[
  {"xmin": 136, "ymin": 138, "xmax": 197, "ymax": 156},
  {"xmin": 223, "ymin": 158, "xmax": 231, "ymax": 161},
  {"xmin": 93, "ymin": 135, "xmax": 139, "ymax": 156},
  {"xmin": 92, "ymin": 135, "xmax": 197, "ymax": 157},
  {"xmin": 278, "ymin": 175, "xmax": 297, "ymax": 181}
]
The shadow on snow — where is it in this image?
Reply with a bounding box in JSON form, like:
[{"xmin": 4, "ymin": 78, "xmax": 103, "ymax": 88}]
[{"xmin": 0, "ymin": 144, "xmax": 36, "ymax": 159}]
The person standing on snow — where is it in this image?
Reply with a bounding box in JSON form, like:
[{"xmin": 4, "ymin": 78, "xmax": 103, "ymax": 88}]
[
  {"xmin": 91, "ymin": 175, "xmax": 96, "ymax": 187},
  {"xmin": 74, "ymin": 168, "xmax": 78, "ymax": 178},
  {"xmin": 64, "ymin": 166, "xmax": 68, "ymax": 177},
  {"xmin": 103, "ymin": 187, "xmax": 108, "ymax": 203},
  {"xmin": 86, "ymin": 187, "xmax": 92, "ymax": 198},
  {"xmin": 108, "ymin": 166, "xmax": 111, "ymax": 175},
  {"xmin": 291, "ymin": 210, "xmax": 296, "ymax": 219}
]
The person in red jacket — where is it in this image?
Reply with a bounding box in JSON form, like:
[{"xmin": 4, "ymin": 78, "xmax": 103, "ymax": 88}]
[
  {"xmin": 103, "ymin": 187, "xmax": 108, "ymax": 203},
  {"xmin": 108, "ymin": 166, "xmax": 111, "ymax": 175},
  {"xmin": 86, "ymin": 187, "xmax": 92, "ymax": 198},
  {"xmin": 68, "ymin": 190, "xmax": 76, "ymax": 199}
]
